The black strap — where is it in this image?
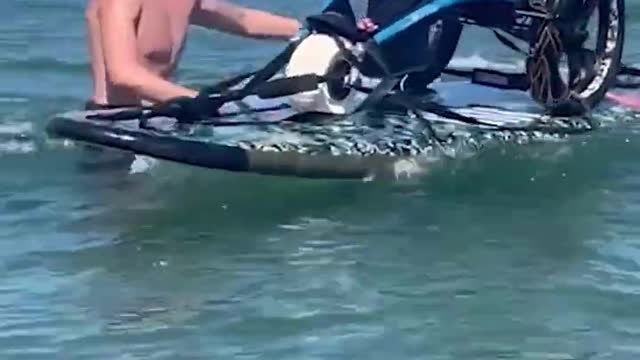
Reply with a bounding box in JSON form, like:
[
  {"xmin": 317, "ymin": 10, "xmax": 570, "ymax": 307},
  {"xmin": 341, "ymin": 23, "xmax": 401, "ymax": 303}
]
[
  {"xmin": 443, "ymin": 67, "xmax": 530, "ymax": 91},
  {"xmin": 348, "ymin": 39, "xmax": 402, "ymax": 112},
  {"xmin": 387, "ymin": 92, "xmax": 507, "ymax": 129},
  {"xmin": 87, "ymin": 74, "xmax": 327, "ymax": 123},
  {"xmin": 385, "ymin": 90, "xmax": 595, "ymax": 136},
  {"xmin": 493, "ymin": 30, "xmax": 527, "ymax": 56},
  {"xmin": 196, "ymin": 74, "xmax": 325, "ymax": 104},
  {"xmin": 620, "ymin": 64, "xmax": 640, "ymax": 77},
  {"xmin": 229, "ymin": 39, "xmax": 301, "ymax": 100},
  {"xmin": 199, "ymin": 71, "xmax": 255, "ymax": 96},
  {"xmin": 615, "ymin": 63, "xmax": 640, "ymax": 89}
]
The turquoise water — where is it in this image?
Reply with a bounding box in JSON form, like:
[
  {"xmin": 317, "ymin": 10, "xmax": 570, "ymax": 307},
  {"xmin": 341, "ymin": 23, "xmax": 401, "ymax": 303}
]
[{"xmin": 3, "ymin": 0, "xmax": 640, "ymax": 358}]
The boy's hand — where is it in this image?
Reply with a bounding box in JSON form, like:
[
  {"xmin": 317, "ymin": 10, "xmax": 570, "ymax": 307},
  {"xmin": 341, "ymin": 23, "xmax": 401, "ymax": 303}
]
[{"xmin": 356, "ymin": 18, "xmax": 378, "ymax": 33}]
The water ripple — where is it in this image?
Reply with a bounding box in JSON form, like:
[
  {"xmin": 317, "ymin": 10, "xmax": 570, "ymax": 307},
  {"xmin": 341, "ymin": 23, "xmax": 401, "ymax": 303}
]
[{"xmin": 0, "ymin": 57, "xmax": 87, "ymax": 74}]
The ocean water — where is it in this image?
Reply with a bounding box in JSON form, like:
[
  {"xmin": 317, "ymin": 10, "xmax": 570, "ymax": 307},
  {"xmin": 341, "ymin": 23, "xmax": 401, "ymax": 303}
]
[{"xmin": 2, "ymin": 0, "xmax": 640, "ymax": 358}]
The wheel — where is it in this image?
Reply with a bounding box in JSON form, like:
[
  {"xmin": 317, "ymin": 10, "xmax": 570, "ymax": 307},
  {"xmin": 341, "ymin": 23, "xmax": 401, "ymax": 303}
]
[
  {"xmin": 398, "ymin": 16, "xmax": 463, "ymax": 93},
  {"xmin": 527, "ymin": 0, "xmax": 625, "ymax": 116},
  {"xmin": 284, "ymin": 34, "xmax": 369, "ymax": 114}
]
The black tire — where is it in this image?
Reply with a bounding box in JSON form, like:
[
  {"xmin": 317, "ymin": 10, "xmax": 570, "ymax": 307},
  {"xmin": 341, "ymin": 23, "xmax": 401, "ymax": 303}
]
[
  {"xmin": 527, "ymin": 0, "xmax": 625, "ymax": 116},
  {"xmin": 398, "ymin": 16, "xmax": 463, "ymax": 93}
]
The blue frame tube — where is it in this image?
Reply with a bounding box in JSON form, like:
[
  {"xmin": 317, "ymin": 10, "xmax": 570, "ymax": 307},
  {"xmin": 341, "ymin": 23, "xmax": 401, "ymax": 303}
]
[{"xmin": 373, "ymin": 0, "xmax": 486, "ymax": 43}]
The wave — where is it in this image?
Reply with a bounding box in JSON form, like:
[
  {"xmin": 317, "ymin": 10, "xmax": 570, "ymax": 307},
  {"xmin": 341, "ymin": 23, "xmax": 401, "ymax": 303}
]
[{"xmin": 0, "ymin": 57, "xmax": 87, "ymax": 74}]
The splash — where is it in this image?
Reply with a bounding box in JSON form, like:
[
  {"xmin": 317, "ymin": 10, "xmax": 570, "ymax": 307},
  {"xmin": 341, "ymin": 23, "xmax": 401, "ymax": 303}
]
[{"xmin": 0, "ymin": 121, "xmax": 36, "ymax": 155}]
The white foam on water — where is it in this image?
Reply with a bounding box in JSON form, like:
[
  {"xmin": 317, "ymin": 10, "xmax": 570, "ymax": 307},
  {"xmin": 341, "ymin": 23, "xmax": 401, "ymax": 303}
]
[
  {"xmin": 0, "ymin": 121, "xmax": 33, "ymax": 135},
  {"xmin": 0, "ymin": 97, "xmax": 28, "ymax": 103},
  {"xmin": 129, "ymin": 155, "xmax": 159, "ymax": 174},
  {"xmin": 448, "ymin": 53, "xmax": 525, "ymax": 72},
  {"xmin": 0, "ymin": 121, "xmax": 36, "ymax": 155},
  {"xmin": 42, "ymin": 137, "xmax": 76, "ymax": 149},
  {"xmin": 0, "ymin": 139, "xmax": 36, "ymax": 154},
  {"xmin": 392, "ymin": 158, "xmax": 427, "ymax": 180}
]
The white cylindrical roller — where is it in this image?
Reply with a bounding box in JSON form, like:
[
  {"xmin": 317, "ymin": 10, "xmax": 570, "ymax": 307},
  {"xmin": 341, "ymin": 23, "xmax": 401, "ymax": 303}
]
[{"xmin": 284, "ymin": 34, "xmax": 368, "ymax": 115}]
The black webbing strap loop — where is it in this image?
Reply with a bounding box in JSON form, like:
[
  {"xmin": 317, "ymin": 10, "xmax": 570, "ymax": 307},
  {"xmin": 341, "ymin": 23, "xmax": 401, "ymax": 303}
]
[
  {"xmin": 88, "ymin": 73, "xmax": 326, "ymax": 122},
  {"xmin": 386, "ymin": 92, "xmax": 506, "ymax": 129},
  {"xmin": 200, "ymin": 74, "xmax": 324, "ymax": 104},
  {"xmin": 443, "ymin": 67, "xmax": 530, "ymax": 91},
  {"xmin": 226, "ymin": 39, "xmax": 302, "ymax": 100},
  {"xmin": 620, "ymin": 64, "xmax": 640, "ymax": 77},
  {"xmin": 385, "ymin": 90, "xmax": 595, "ymax": 136},
  {"xmin": 198, "ymin": 71, "xmax": 256, "ymax": 96},
  {"xmin": 347, "ymin": 39, "xmax": 403, "ymax": 112},
  {"xmin": 615, "ymin": 63, "xmax": 640, "ymax": 89}
]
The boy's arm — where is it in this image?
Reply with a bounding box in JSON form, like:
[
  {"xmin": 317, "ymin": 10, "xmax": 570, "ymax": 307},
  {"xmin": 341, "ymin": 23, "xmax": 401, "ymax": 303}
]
[
  {"xmin": 86, "ymin": 0, "xmax": 107, "ymax": 102},
  {"xmin": 98, "ymin": 0, "xmax": 198, "ymax": 102},
  {"xmin": 190, "ymin": 0, "xmax": 301, "ymax": 40}
]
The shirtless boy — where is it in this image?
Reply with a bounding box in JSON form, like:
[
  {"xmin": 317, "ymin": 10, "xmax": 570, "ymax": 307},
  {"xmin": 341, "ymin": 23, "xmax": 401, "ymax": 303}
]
[{"xmin": 85, "ymin": 0, "xmax": 302, "ymax": 109}]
